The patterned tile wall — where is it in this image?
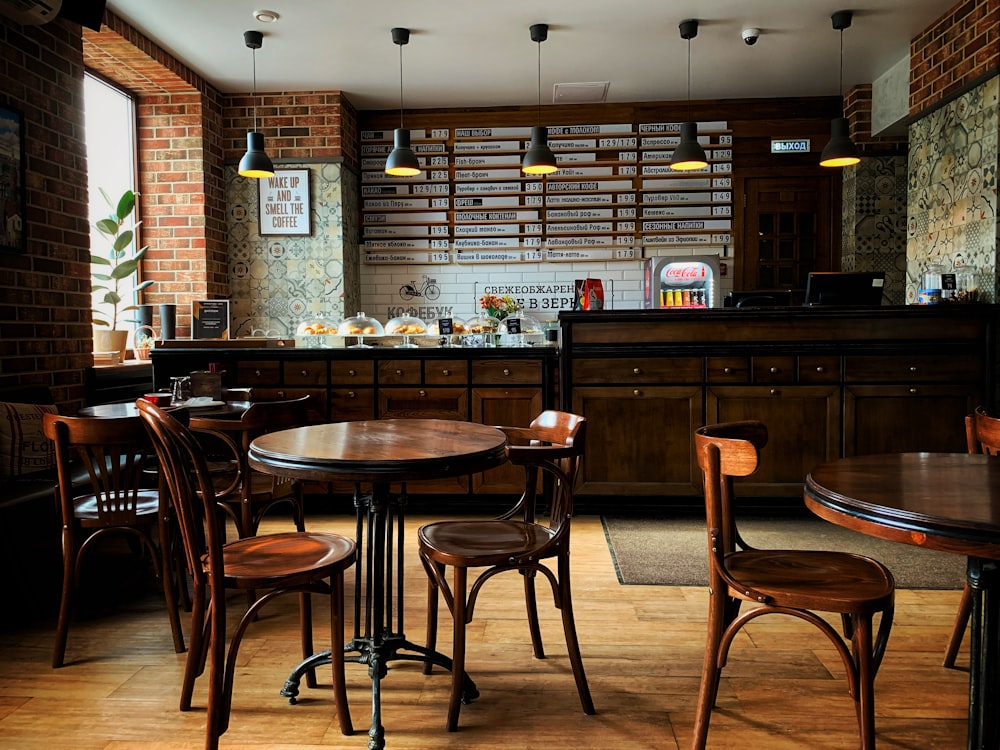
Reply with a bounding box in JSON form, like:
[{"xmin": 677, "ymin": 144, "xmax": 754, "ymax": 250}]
[
  {"xmin": 907, "ymin": 75, "xmax": 999, "ymax": 304},
  {"xmin": 841, "ymin": 155, "xmax": 909, "ymax": 305}
]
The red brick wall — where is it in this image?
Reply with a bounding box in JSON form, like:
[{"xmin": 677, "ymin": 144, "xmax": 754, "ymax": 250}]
[
  {"xmin": 0, "ymin": 19, "xmax": 90, "ymax": 406},
  {"xmin": 844, "ymin": 84, "xmax": 907, "ymax": 154},
  {"xmin": 910, "ymin": 0, "xmax": 1000, "ymax": 116}
]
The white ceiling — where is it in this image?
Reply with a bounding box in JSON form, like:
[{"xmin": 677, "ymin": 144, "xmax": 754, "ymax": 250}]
[{"xmin": 104, "ymin": 0, "xmax": 956, "ymax": 111}]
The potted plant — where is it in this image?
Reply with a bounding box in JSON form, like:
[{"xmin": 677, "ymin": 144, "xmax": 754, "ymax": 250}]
[{"xmin": 91, "ymin": 188, "xmax": 153, "ymax": 360}]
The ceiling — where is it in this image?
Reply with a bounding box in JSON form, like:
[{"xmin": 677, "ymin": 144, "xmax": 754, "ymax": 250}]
[{"xmin": 103, "ymin": 0, "xmax": 955, "ymax": 111}]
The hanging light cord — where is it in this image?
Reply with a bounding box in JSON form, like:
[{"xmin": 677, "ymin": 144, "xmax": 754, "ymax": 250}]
[
  {"xmin": 686, "ymin": 37, "xmax": 693, "ymax": 121},
  {"xmin": 251, "ymin": 46, "xmax": 258, "ymax": 132},
  {"xmin": 536, "ymin": 39, "xmax": 542, "ymax": 126},
  {"xmin": 838, "ymin": 27, "xmax": 845, "ymax": 113},
  {"xmin": 398, "ymin": 41, "xmax": 405, "ymax": 129}
]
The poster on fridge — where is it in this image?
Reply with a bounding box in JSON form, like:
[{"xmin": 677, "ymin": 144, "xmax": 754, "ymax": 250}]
[{"xmin": 643, "ymin": 255, "xmax": 721, "ymax": 309}]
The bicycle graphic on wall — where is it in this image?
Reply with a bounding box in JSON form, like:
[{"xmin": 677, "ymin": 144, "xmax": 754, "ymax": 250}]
[{"xmin": 399, "ymin": 274, "xmax": 440, "ymax": 301}]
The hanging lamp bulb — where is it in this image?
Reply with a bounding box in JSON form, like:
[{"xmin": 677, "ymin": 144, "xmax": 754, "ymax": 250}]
[
  {"xmin": 521, "ymin": 23, "xmax": 558, "ymax": 175},
  {"xmin": 820, "ymin": 11, "xmax": 861, "ymax": 168},
  {"xmin": 238, "ymin": 30, "xmax": 275, "ymax": 179},
  {"xmin": 385, "ymin": 27, "xmax": 421, "ymax": 177},
  {"xmin": 670, "ymin": 19, "xmax": 708, "ymax": 172}
]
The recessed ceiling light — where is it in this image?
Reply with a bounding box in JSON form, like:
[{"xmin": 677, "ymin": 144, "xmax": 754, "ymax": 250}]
[{"xmin": 254, "ymin": 10, "xmax": 279, "ymax": 23}]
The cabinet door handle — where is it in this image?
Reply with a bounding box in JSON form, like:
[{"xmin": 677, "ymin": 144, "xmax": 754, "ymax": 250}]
[
  {"xmin": 254, "ymin": 369, "xmax": 262, "ymax": 378},
  {"xmin": 277, "ymin": 391, "xmax": 286, "ymax": 398},
  {"xmin": 503, "ymin": 368, "xmax": 511, "ymax": 376},
  {"xmin": 909, "ymin": 387, "xmax": 918, "ymax": 394},
  {"xmin": 348, "ymin": 368, "xmax": 356, "ymax": 376},
  {"xmin": 419, "ymin": 390, "xmax": 427, "ymax": 397},
  {"xmin": 395, "ymin": 369, "xmax": 403, "ymax": 376},
  {"xmin": 909, "ymin": 366, "xmax": 918, "ymax": 373},
  {"xmin": 300, "ymin": 369, "xmax": 308, "ymax": 377},
  {"xmin": 770, "ymin": 366, "xmax": 780, "ymax": 374},
  {"xmin": 633, "ymin": 389, "xmax": 641, "ymax": 396},
  {"xmin": 442, "ymin": 368, "xmax": 450, "ymax": 376},
  {"xmin": 633, "ymin": 367, "xmax": 642, "ymax": 375},
  {"xmin": 815, "ymin": 366, "xmax": 825, "ymax": 373},
  {"xmin": 347, "ymin": 391, "xmax": 356, "ymax": 398},
  {"xmin": 770, "ymin": 388, "xmax": 779, "ymax": 396},
  {"xmin": 723, "ymin": 367, "xmax": 732, "ymax": 375}
]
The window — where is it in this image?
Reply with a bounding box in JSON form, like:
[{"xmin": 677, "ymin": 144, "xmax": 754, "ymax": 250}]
[{"xmin": 84, "ymin": 74, "xmax": 139, "ymax": 333}]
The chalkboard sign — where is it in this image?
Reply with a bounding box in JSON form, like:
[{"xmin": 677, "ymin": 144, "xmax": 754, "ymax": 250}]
[
  {"xmin": 258, "ymin": 169, "xmax": 311, "ymax": 235},
  {"xmin": 192, "ymin": 300, "xmax": 230, "ymax": 339}
]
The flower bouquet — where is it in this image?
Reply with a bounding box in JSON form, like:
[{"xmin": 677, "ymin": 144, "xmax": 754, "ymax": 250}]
[{"xmin": 479, "ymin": 293, "xmax": 519, "ymax": 321}]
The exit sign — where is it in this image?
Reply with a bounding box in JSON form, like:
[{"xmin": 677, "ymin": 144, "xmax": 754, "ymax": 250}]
[{"xmin": 771, "ymin": 139, "xmax": 811, "ymax": 153}]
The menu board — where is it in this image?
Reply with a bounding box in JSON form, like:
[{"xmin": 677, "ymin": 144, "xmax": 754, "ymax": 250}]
[{"xmin": 360, "ymin": 121, "xmax": 733, "ymax": 263}]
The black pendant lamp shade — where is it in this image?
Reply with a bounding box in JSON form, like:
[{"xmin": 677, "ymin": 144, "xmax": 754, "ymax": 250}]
[
  {"xmin": 385, "ymin": 27, "xmax": 421, "ymax": 176},
  {"xmin": 238, "ymin": 30, "xmax": 275, "ymax": 179},
  {"xmin": 521, "ymin": 23, "xmax": 558, "ymax": 175},
  {"xmin": 670, "ymin": 19, "xmax": 708, "ymax": 171},
  {"xmin": 820, "ymin": 11, "xmax": 861, "ymax": 168}
]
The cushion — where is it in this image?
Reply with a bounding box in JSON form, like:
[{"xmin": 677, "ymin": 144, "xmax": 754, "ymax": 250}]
[{"xmin": 0, "ymin": 402, "xmax": 56, "ymax": 480}]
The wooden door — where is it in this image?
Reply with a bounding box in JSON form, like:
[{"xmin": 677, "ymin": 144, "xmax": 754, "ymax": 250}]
[{"xmin": 740, "ymin": 176, "xmax": 835, "ymax": 291}]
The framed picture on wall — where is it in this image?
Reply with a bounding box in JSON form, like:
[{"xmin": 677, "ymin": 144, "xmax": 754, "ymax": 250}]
[
  {"xmin": 258, "ymin": 168, "xmax": 311, "ymax": 235},
  {"xmin": 0, "ymin": 104, "xmax": 26, "ymax": 253}
]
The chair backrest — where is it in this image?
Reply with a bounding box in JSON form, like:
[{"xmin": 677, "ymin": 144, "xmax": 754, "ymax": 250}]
[
  {"xmin": 42, "ymin": 412, "xmax": 156, "ymax": 528},
  {"xmin": 967, "ymin": 406, "xmax": 1000, "ymax": 456},
  {"xmin": 694, "ymin": 421, "xmax": 767, "ymax": 582},
  {"xmin": 136, "ymin": 399, "xmax": 231, "ymax": 592},
  {"xmin": 499, "ymin": 410, "xmax": 586, "ymax": 528}
]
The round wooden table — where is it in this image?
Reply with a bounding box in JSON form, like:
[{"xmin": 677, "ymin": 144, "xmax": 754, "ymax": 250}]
[
  {"xmin": 805, "ymin": 452, "xmax": 1000, "ymax": 750},
  {"xmin": 248, "ymin": 419, "xmax": 508, "ymax": 750}
]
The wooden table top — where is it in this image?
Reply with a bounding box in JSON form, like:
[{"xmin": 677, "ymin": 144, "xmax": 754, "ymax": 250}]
[
  {"xmin": 805, "ymin": 452, "xmax": 1000, "ymax": 560},
  {"xmin": 78, "ymin": 400, "xmax": 246, "ymax": 421},
  {"xmin": 248, "ymin": 419, "xmax": 509, "ymax": 484}
]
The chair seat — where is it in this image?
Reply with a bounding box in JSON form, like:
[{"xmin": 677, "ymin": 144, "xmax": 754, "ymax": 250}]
[
  {"xmin": 211, "ymin": 531, "xmax": 356, "ymax": 589},
  {"xmin": 726, "ymin": 549, "xmax": 895, "ymax": 612},
  {"xmin": 419, "ymin": 520, "xmax": 555, "ymax": 567},
  {"xmin": 74, "ymin": 490, "xmax": 160, "ymax": 524}
]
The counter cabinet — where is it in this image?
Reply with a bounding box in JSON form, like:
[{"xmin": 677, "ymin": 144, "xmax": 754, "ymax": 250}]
[
  {"xmin": 559, "ymin": 306, "xmax": 998, "ymax": 507},
  {"xmin": 150, "ymin": 346, "xmax": 557, "ymax": 498}
]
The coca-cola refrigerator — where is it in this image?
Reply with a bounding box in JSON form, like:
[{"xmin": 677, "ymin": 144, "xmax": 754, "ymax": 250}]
[{"xmin": 643, "ymin": 255, "xmax": 721, "ymax": 308}]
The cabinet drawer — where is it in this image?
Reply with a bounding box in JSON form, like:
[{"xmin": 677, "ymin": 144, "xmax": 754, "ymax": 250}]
[
  {"xmin": 378, "ymin": 387, "xmax": 469, "ymax": 420},
  {"xmin": 330, "ymin": 387, "xmax": 375, "ymax": 422},
  {"xmin": 798, "ymin": 356, "xmax": 841, "ymax": 383},
  {"xmin": 752, "ymin": 356, "xmax": 796, "ymax": 384},
  {"xmin": 424, "ymin": 360, "xmax": 468, "ymax": 385},
  {"xmin": 706, "ymin": 357, "xmax": 750, "ymax": 383},
  {"xmin": 284, "ymin": 360, "xmax": 327, "ymax": 386},
  {"xmin": 472, "ymin": 360, "xmax": 542, "ymax": 385},
  {"xmin": 844, "ymin": 354, "xmax": 982, "ymax": 383},
  {"xmin": 330, "ymin": 360, "xmax": 374, "ymax": 382},
  {"xmin": 236, "ymin": 360, "xmax": 280, "ymax": 386},
  {"xmin": 379, "ymin": 360, "xmax": 422, "ymax": 385},
  {"xmin": 572, "ymin": 357, "xmax": 701, "ymax": 384}
]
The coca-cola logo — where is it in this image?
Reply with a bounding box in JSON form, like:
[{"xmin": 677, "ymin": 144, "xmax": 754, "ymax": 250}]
[{"xmin": 662, "ymin": 264, "xmax": 706, "ymax": 280}]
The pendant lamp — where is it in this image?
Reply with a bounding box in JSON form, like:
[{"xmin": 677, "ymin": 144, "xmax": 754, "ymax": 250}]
[
  {"xmin": 385, "ymin": 27, "xmax": 421, "ymax": 177},
  {"xmin": 820, "ymin": 11, "xmax": 860, "ymax": 168},
  {"xmin": 670, "ymin": 19, "xmax": 708, "ymax": 172},
  {"xmin": 521, "ymin": 23, "xmax": 558, "ymax": 175},
  {"xmin": 238, "ymin": 30, "xmax": 275, "ymax": 179}
]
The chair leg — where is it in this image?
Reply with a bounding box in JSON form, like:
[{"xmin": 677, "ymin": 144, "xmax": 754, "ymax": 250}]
[
  {"xmin": 446, "ymin": 566, "xmax": 469, "ymax": 732},
  {"xmin": 850, "ymin": 614, "xmax": 877, "ymax": 750},
  {"xmin": 204, "ymin": 593, "xmax": 228, "ymax": 750},
  {"xmin": 691, "ymin": 588, "xmax": 728, "ymax": 750},
  {"xmin": 52, "ymin": 534, "xmax": 76, "ymax": 668},
  {"xmin": 329, "ymin": 572, "xmax": 353, "ymax": 736},
  {"xmin": 423, "ymin": 559, "xmax": 442, "ymax": 676},
  {"xmin": 158, "ymin": 515, "xmax": 186, "ymax": 653},
  {"xmin": 180, "ymin": 583, "xmax": 209, "ymax": 712},
  {"xmin": 556, "ymin": 555, "xmax": 594, "ymax": 715},
  {"xmin": 300, "ymin": 592, "xmax": 318, "ymax": 689},
  {"xmin": 522, "ymin": 569, "xmax": 545, "ymax": 659},
  {"xmin": 944, "ymin": 584, "xmax": 972, "ymax": 668}
]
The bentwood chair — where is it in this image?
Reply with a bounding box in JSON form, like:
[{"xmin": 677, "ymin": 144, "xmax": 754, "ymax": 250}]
[
  {"xmin": 942, "ymin": 407, "xmax": 1000, "ymax": 668},
  {"xmin": 192, "ymin": 394, "xmax": 312, "ymax": 540},
  {"xmin": 43, "ymin": 411, "xmax": 186, "ymax": 667},
  {"xmin": 137, "ymin": 399, "xmax": 356, "ymax": 750},
  {"xmin": 418, "ymin": 410, "xmax": 594, "ymax": 731},
  {"xmin": 692, "ymin": 421, "xmax": 895, "ymax": 750}
]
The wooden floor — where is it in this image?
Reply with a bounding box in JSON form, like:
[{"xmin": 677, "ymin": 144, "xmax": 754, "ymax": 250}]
[{"xmin": 0, "ymin": 513, "xmax": 973, "ymax": 749}]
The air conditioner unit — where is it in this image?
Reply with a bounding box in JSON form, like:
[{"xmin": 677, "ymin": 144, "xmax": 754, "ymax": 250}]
[{"xmin": 0, "ymin": 0, "xmax": 63, "ymax": 26}]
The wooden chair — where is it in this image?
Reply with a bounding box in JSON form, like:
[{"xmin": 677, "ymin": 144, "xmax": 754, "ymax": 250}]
[
  {"xmin": 692, "ymin": 421, "xmax": 895, "ymax": 750},
  {"xmin": 418, "ymin": 410, "xmax": 594, "ymax": 731},
  {"xmin": 43, "ymin": 411, "xmax": 186, "ymax": 667},
  {"xmin": 942, "ymin": 406, "xmax": 1000, "ymax": 668},
  {"xmin": 136, "ymin": 399, "xmax": 356, "ymax": 750},
  {"xmin": 193, "ymin": 394, "xmax": 312, "ymax": 539}
]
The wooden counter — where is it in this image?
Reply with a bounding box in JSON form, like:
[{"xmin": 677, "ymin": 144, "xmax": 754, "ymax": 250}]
[{"xmin": 559, "ymin": 305, "xmax": 999, "ymax": 508}]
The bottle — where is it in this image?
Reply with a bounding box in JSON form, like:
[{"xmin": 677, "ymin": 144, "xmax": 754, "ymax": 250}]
[{"xmin": 682, "ymin": 290, "xmax": 691, "ymax": 306}]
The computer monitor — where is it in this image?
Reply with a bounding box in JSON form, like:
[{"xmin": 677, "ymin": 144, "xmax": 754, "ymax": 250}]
[
  {"xmin": 724, "ymin": 289, "xmax": 794, "ymax": 308},
  {"xmin": 803, "ymin": 272, "xmax": 886, "ymax": 307}
]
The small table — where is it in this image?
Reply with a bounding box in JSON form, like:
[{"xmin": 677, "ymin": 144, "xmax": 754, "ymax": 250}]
[
  {"xmin": 248, "ymin": 419, "xmax": 508, "ymax": 750},
  {"xmin": 804, "ymin": 452, "xmax": 1000, "ymax": 750},
  {"xmin": 79, "ymin": 400, "xmax": 246, "ymax": 420}
]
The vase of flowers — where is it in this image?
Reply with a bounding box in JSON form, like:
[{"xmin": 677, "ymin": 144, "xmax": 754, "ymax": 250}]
[{"xmin": 479, "ymin": 293, "xmax": 518, "ymax": 321}]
